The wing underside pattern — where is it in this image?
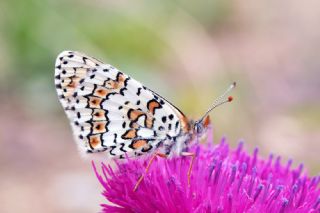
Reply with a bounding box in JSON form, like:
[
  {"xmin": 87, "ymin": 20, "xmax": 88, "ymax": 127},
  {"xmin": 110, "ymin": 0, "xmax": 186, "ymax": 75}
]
[{"xmin": 55, "ymin": 51, "xmax": 190, "ymax": 158}]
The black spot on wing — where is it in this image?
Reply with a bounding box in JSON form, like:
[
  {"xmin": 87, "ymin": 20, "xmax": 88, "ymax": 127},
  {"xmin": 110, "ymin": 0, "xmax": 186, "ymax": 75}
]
[
  {"xmin": 119, "ymin": 143, "xmax": 126, "ymax": 153},
  {"xmin": 120, "ymin": 87, "xmax": 127, "ymax": 96},
  {"xmin": 113, "ymin": 134, "xmax": 117, "ymax": 143},
  {"xmin": 175, "ymin": 121, "xmax": 179, "ymax": 130},
  {"xmin": 136, "ymin": 87, "xmax": 142, "ymax": 96},
  {"xmin": 82, "ymin": 57, "xmax": 88, "ymax": 64},
  {"xmin": 158, "ymin": 126, "xmax": 165, "ymax": 131},
  {"xmin": 109, "ymin": 146, "xmax": 117, "ymax": 156},
  {"xmin": 55, "ymin": 84, "xmax": 62, "ymax": 89}
]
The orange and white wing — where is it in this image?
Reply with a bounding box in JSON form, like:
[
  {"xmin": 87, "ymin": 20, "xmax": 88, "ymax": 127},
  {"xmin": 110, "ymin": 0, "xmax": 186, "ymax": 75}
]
[{"xmin": 55, "ymin": 51, "xmax": 190, "ymax": 158}]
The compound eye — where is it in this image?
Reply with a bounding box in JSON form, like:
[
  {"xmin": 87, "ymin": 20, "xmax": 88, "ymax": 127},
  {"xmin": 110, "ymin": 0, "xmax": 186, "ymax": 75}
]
[
  {"xmin": 194, "ymin": 123, "xmax": 203, "ymax": 134},
  {"xmin": 194, "ymin": 125, "xmax": 198, "ymax": 132}
]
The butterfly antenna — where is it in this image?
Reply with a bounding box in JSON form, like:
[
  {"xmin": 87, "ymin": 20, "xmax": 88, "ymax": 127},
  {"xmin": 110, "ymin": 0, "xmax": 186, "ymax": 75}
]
[{"xmin": 199, "ymin": 82, "xmax": 236, "ymax": 122}]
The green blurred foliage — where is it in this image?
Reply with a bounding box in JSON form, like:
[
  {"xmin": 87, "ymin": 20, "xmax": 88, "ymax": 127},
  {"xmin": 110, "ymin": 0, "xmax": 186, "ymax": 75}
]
[
  {"xmin": 1, "ymin": 0, "xmax": 230, "ymax": 94},
  {"xmin": 0, "ymin": 0, "xmax": 232, "ymax": 119}
]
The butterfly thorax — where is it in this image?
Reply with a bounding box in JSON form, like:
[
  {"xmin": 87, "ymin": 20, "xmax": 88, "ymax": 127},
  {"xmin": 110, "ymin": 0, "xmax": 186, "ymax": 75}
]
[{"xmin": 158, "ymin": 115, "xmax": 211, "ymax": 157}]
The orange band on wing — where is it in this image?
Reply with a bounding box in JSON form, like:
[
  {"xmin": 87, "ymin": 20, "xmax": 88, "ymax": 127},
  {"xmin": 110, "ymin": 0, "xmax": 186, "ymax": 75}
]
[
  {"xmin": 89, "ymin": 96, "xmax": 103, "ymax": 108},
  {"xmin": 92, "ymin": 109, "xmax": 106, "ymax": 121},
  {"xmin": 121, "ymin": 129, "xmax": 138, "ymax": 139},
  {"xmin": 89, "ymin": 135, "xmax": 101, "ymax": 149},
  {"xmin": 94, "ymin": 87, "xmax": 109, "ymax": 98},
  {"xmin": 67, "ymin": 80, "xmax": 77, "ymax": 89},
  {"xmin": 128, "ymin": 109, "xmax": 145, "ymax": 121},
  {"xmin": 92, "ymin": 122, "xmax": 107, "ymax": 134},
  {"xmin": 147, "ymin": 100, "xmax": 162, "ymax": 114},
  {"xmin": 145, "ymin": 116, "xmax": 154, "ymax": 129},
  {"xmin": 131, "ymin": 139, "xmax": 148, "ymax": 149}
]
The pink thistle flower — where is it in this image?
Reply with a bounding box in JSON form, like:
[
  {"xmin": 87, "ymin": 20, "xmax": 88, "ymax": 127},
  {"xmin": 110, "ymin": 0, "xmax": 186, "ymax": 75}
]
[{"xmin": 93, "ymin": 137, "xmax": 320, "ymax": 212}]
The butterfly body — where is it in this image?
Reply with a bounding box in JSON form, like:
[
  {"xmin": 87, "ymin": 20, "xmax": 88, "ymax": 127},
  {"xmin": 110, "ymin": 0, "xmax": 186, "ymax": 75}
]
[{"xmin": 55, "ymin": 51, "xmax": 211, "ymax": 159}]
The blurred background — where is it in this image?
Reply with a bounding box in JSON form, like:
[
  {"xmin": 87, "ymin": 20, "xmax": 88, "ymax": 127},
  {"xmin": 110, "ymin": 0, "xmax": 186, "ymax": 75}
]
[{"xmin": 0, "ymin": 0, "xmax": 319, "ymax": 212}]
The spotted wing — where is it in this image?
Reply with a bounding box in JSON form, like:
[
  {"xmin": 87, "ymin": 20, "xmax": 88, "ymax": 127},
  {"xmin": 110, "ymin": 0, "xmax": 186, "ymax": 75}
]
[{"xmin": 55, "ymin": 51, "xmax": 190, "ymax": 158}]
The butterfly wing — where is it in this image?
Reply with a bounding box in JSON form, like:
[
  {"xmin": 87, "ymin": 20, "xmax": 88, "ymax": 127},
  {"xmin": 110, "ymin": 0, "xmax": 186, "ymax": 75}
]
[{"xmin": 55, "ymin": 51, "xmax": 190, "ymax": 158}]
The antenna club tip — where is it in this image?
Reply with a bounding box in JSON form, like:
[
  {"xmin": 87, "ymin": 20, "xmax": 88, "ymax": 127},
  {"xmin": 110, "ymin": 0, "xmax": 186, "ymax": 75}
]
[
  {"xmin": 232, "ymin": 82, "xmax": 237, "ymax": 87},
  {"xmin": 228, "ymin": 96, "xmax": 234, "ymax": 102}
]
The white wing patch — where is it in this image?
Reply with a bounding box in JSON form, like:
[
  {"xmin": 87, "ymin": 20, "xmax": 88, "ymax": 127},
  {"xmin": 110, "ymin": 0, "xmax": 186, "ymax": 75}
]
[{"xmin": 55, "ymin": 51, "xmax": 190, "ymax": 158}]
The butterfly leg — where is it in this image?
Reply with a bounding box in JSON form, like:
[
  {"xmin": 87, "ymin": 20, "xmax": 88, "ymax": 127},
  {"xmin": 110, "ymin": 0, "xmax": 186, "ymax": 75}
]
[
  {"xmin": 181, "ymin": 152, "xmax": 196, "ymax": 186},
  {"xmin": 133, "ymin": 153, "xmax": 167, "ymax": 192}
]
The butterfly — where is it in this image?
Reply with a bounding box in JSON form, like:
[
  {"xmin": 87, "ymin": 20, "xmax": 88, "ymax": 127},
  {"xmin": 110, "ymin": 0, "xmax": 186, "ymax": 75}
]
[{"xmin": 54, "ymin": 51, "xmax": 235, "ymax": 190}]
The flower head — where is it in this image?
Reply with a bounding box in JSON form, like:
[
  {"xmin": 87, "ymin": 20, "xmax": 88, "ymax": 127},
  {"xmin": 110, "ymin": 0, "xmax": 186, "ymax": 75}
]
[{"xmin": 93, "ymin": 137, "xmax": 320, "ymax": 212}]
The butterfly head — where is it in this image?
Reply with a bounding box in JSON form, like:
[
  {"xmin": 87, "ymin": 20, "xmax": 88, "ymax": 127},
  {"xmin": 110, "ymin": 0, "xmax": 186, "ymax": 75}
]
[
  {"xmin": 193, "ymin": 115, "xmax": 211, "ymax": 136},
  {"xmin": 192, "ymin": 82, "xmax": 236, "ymax": 137}
]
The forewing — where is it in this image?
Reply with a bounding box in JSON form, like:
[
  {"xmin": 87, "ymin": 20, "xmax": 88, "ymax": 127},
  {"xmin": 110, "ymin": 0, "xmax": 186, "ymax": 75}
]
[
  {"xmin": 55, "ymin": 51, "xmax": 189, "ymax": 158},
  {"xmin": 54, "ymin": 50, "xmax": 103, "ymax": 116}
]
